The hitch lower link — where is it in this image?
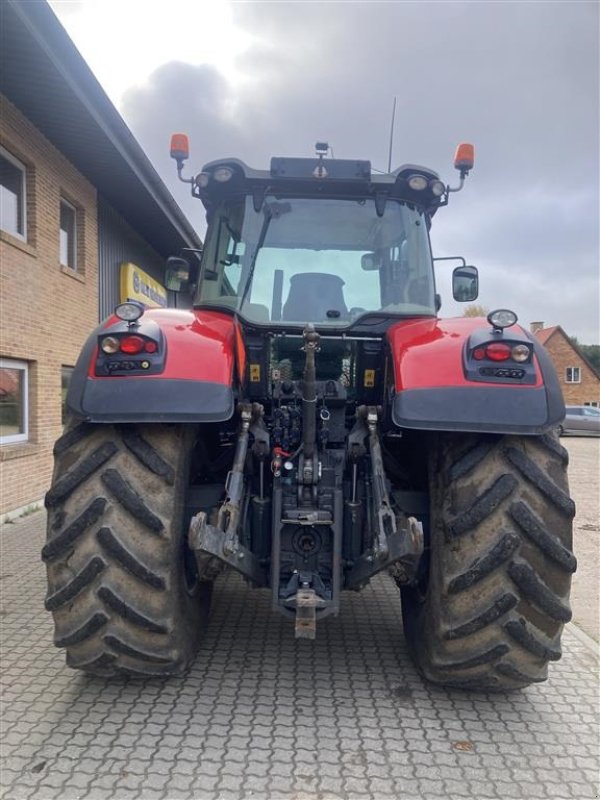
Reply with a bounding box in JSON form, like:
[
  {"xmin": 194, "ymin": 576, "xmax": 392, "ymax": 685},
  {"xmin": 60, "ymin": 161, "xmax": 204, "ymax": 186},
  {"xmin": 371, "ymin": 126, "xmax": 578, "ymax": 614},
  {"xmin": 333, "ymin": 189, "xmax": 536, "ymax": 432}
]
[
  {"xmin": 345, "ymin": 406, "xmax": 424, "ymax": 590},
  {"xmin": 188, "ymin": 403, "xmax": 268, "ymax": 586}
]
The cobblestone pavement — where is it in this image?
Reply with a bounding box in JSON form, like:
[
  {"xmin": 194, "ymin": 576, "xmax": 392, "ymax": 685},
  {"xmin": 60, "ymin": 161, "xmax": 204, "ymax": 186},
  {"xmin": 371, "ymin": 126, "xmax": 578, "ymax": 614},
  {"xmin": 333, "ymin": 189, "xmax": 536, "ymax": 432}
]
[
  {"xmin": 1, "ymin": 440, "xmax": 599, "ymax": 800},
  {"xmin": 567, "ymin": 437, "xmax": 600, "ymax": 641}
]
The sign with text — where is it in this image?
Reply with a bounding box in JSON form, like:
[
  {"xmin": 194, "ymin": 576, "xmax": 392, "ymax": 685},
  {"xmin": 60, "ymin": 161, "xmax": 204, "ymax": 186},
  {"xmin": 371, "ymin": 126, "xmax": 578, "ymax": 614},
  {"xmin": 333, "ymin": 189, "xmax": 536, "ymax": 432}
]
[{"xmin": 119, "ymin": 262, "xmax": 168, "ymax": 308}]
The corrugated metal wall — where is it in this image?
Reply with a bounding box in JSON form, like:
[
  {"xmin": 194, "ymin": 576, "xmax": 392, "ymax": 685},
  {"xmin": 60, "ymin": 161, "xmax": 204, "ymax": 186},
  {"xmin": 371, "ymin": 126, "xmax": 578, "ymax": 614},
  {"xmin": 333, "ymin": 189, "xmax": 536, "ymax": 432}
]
[{"xmin": 97, "ymin": 197, "xmax": 169, "ymax": 320}]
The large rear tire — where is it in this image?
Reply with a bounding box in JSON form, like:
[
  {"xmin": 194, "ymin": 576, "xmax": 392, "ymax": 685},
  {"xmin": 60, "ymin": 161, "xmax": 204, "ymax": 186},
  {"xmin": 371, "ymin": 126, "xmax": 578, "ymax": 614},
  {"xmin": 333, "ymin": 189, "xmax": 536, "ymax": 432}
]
[
  {"xmin": 401, "ymin": 431, "xmax": 576, "ymax": 690},
  {"xmin": 43, "ymin": 417, "xmax": 211, "ymax": 677}
]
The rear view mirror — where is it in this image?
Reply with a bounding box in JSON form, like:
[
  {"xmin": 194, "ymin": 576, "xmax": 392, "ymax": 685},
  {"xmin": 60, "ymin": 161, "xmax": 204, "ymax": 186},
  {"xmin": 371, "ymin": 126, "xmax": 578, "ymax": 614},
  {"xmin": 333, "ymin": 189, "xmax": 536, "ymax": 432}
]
[
  {"xmin": 165, "ymin": 256, "xmax": 191, "ymax": 293},
  {"xmin": 361, "ymin": 253, "xmax": 379, "ymax": 271},
  {"xmin": 452, "ymin": 265, "xmax": 478, "ymax": 302}
]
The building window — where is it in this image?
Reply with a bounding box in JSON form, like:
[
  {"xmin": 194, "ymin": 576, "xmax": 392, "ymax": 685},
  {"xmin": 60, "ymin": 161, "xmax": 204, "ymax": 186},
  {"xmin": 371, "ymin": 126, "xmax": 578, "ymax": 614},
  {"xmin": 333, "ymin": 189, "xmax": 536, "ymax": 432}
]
[
  {"xmin": 584, "ymin": 401, "xmax": 599, "ymax": 408},
  {"xmin": 61, "ymin": 366, "xmax": 73, "ymax": 424},
  {"xmin": 0, "ymin": 146, "xmax": 26, "ymax": 240},
  {"xmin": 565, "ymin": 367, "xmax": 581, "ymax": 384},
  {"xmin": 60, "ymin": 199, "xmax": 77, "ymax": 269},
  {"xmin": 0, "ymin": 359, "xmax": 28, "ymax": 444}
]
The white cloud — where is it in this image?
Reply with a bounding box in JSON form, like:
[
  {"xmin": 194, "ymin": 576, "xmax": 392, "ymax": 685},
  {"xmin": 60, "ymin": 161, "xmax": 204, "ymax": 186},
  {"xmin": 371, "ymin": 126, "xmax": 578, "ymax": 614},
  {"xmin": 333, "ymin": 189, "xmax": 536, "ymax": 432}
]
[
  {"xmin": 49, "ymin": 0, "xmax": 254, "ymax": 105},
  {"xmin": 50, "ymin": 0, "xmax": 599, "ymax": 342}
]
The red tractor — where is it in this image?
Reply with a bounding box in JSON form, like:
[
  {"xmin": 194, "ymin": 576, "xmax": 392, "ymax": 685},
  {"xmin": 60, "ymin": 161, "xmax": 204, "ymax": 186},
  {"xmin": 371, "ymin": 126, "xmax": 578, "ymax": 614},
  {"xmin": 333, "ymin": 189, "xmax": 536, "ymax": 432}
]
[{"xmin": 43, "ymin": 139, "xmax": 576, "ymax": 690}]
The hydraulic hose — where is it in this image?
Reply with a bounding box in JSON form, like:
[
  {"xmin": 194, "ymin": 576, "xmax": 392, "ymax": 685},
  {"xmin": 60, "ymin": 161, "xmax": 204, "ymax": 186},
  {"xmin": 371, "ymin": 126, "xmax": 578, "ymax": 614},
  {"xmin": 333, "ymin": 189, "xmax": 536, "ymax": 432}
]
[{"xmin": 302, "ymin": 324, "xmax": 320, "ymax": 459}]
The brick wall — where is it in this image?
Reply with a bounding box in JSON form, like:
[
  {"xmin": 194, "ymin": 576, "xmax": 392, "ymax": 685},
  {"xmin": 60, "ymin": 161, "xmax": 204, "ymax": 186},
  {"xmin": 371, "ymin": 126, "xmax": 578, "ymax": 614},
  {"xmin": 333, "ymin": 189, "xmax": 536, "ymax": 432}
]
[
  {"xmin": 543, "ymin": 330, "xmax": 600, "ymax": 405},
  {"xmin": 0, "ymin": 95, "xmax": 98, "ymax": 514}
]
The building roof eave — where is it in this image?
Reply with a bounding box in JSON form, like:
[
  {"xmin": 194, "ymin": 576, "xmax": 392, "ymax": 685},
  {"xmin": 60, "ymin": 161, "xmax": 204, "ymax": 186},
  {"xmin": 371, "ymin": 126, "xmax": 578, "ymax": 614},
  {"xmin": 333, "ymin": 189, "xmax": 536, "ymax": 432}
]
[{"xmin": 0, "ymin": 0, "xmax": 202, "ymax": 257}]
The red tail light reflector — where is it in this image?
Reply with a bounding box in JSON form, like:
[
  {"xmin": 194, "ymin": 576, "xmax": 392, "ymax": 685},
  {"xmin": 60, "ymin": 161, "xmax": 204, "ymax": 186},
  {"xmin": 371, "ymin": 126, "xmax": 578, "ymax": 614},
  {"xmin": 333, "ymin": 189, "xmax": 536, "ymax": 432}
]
[
  {"xmin": 144, "ymin": 341, "xmax": 158, "ymax": 353},
  {"xmin": 473, "ymin": 347, "xmax": 486, "ymax": 360},
  {"xmin": 120, "ymin": 335, "xmax": 145, "ymax": 354},
  {"xmin": 486, "ymin": 343, "xmax": 511, "ymax": 361}
]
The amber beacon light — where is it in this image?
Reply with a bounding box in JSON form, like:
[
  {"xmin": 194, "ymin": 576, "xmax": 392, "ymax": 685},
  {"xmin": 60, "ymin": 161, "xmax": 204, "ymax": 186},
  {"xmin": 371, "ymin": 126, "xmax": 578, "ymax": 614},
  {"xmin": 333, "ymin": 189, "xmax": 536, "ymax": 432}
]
[
  {"xmin": 170, "ymin": 133, "xmax": 189, "ymax": 163},
  {"xmin": 453, "ymin": 143, "xmax": 475, "ymax": 175}
]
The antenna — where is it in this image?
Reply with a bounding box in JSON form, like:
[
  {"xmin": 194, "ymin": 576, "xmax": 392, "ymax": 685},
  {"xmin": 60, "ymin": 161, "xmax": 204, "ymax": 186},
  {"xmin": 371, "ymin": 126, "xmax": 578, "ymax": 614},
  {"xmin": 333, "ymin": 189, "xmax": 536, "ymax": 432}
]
[{"xmin": 387, "ymin": 96, "xmax": 397, "ymax": 173}]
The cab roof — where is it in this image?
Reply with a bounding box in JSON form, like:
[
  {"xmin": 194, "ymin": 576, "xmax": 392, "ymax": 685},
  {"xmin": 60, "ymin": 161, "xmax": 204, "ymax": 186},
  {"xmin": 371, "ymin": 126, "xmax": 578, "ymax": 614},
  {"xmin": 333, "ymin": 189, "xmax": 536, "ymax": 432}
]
[{"xmin": 196, "ymin": 157, "xmax": 445, "ymax": 219}]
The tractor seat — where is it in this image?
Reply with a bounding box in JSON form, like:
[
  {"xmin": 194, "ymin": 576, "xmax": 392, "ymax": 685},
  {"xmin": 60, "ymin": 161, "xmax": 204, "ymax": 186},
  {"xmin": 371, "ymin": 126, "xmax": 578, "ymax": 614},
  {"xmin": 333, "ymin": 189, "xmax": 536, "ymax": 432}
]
[{"xmin": 282, "ymin": 273, "xmax": 348, "ymax": 322}]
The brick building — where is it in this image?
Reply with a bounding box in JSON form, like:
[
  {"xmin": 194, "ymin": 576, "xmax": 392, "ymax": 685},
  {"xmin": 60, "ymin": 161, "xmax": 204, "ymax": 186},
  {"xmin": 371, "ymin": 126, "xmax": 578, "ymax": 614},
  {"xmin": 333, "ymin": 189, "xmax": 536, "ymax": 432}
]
[
  {"xmin": 531, "ymin": 322, "xmax": 600, "ymax": 407},
  {"xmin": 0, "ymin": 0, "xmax": 202, "ymax": 515}
]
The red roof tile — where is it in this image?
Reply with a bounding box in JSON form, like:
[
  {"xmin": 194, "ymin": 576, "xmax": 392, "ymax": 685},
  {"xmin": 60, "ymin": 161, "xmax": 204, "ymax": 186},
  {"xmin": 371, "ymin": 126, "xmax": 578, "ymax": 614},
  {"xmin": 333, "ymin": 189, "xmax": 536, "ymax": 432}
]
[{"xmin": 533, "ymin": 326, "xmax": 559, "ymax": 345}]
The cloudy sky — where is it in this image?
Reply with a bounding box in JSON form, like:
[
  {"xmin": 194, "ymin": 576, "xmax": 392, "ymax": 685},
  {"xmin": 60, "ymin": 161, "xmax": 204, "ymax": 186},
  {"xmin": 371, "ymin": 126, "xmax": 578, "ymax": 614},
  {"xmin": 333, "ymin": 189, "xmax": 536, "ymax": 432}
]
[{"xmin": 50, "ymin": 0, "xmax": 599, "ymax": 343}]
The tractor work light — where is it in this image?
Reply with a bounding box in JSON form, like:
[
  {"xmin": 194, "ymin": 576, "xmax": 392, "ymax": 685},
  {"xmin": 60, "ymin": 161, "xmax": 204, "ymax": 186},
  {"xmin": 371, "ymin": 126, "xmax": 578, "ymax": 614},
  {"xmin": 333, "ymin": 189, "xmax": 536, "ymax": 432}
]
[
  {"xmin": 487, "ymin": 308, "xmax": 518, "ymax": 330},
  {"xmin": 197, "ymin": 172, "xmax": 210, "ymax": 188},
  {"xmin": 430, "ymin": 179, "xmax": 446, "ymax": 197},
  {"xmin": 213, "ymin": 166, "xmax": 234, "ymax": 183},
  {"xmin": 408, "ymin": 175, "xmax": 428, "ymax": 191},
  {"xmin": 100, "ymin": 336, "xmax": 120, "ymax": 354},
  {"xmin": 115, "ymin": 302, "xmax": 144, "ymax": 323}
]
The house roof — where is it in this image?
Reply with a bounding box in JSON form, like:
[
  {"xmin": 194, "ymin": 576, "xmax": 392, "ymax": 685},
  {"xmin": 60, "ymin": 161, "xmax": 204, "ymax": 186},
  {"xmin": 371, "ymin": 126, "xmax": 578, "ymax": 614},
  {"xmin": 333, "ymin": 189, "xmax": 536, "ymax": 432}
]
[
  {"xmin": 534, "ymin": 326, "xmax": 559, "ymax": 346},
  {"xmin": 534, "ymin": 325, "xmax": 600, "ymax": 380},
  {"xmin": 0, "ymin": 0, "xmax": 202, "ymax": 257}
]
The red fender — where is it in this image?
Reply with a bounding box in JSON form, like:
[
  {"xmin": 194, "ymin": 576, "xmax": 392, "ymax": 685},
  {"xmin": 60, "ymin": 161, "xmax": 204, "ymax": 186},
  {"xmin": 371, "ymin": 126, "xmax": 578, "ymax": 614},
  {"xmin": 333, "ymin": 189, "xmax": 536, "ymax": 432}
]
[
  {"xmin": 69, "ymin": 309, "xmax": 238, "ymax": 423},
  {"xmin": 386, "ymin": 317, "xmax": 563, "ymax": 435}
]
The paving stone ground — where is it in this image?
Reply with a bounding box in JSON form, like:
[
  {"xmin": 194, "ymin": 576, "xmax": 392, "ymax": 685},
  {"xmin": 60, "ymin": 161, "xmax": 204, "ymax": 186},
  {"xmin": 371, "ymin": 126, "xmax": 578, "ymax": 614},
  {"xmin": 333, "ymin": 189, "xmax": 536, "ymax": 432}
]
[{"xmin": 1, "ymin": 440, "xmax": 599, "ymax": 800}]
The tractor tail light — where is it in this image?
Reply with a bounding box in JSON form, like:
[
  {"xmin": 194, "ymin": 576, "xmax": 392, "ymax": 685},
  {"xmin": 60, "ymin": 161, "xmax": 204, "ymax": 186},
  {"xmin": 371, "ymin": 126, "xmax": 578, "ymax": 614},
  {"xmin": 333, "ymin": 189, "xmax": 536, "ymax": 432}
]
[
  {"xmin": 100, "ymin": 336, "xmax": 120, "ymax": 354},
  {"xmin": 144, "ymin": 341, "xmax": 158, "ymax": 353},
  {"xmin": 120, "ymin": 335, "xmax": 145, "ymax": 354},
  {"xmin": 473, "ymin": 347, "xmax": 486, "ymax": 360},
  {"xmin": 486, "ymin": 343, "xmax": 511, "ymax": 362},
  {"xmin": 511, "ymin": 344, "xmax": 531, "ymax": 362}
]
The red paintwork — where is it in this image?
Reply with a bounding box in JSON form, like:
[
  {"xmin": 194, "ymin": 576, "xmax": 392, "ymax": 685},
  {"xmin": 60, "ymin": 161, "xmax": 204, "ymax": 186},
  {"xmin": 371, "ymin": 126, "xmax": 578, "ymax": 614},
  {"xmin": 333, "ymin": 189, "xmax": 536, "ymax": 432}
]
[
  {"xmin": 89, "ymin": 309, "xmax": 237, "ymax": 384},
  {"xmin": 386, "ymin": 317, "xmax": 542, "ymax": 391}
]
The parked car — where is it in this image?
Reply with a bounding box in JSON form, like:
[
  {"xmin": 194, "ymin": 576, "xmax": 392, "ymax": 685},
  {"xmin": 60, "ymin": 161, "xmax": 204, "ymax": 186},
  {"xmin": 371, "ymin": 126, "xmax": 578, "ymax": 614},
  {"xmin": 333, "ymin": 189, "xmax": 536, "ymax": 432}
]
[{"xmin": 559, "ymin": 405, "xmax": 600, "ymax": 436}]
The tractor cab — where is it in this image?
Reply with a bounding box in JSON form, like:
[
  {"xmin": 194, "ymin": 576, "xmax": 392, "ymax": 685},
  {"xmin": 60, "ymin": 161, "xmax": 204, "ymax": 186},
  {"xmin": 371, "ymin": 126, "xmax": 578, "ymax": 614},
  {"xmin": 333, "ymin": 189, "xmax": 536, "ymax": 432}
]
[
  {"xmin": 195, "ymin": 186, "xmax": 436, "ymax": 329},
  {"xmin": 168, "ymin": 139, "xmax": 476, "ymax": 335}
]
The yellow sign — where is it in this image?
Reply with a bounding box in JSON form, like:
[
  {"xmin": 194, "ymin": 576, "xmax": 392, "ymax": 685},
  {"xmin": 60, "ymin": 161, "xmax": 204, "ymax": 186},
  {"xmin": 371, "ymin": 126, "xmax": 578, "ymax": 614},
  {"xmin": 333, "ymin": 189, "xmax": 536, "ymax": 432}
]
[
  {"xmin": 250, "ymin": 364, "xmax": 261, "ymax": 382},
  {"xmin": 120, "ymin": 262, "xmax": 168, "ymax": 308},
  {"xmin": 364, "ymin": 369, "xmax": 375, "ymax": 388}
]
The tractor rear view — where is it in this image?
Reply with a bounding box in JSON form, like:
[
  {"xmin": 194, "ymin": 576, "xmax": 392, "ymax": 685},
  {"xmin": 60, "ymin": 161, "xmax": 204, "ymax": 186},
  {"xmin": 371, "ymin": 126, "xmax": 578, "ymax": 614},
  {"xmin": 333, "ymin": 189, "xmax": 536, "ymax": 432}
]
[{"xmin": 43, "ymin": 138, "xmax": 576, "ymax": 690}]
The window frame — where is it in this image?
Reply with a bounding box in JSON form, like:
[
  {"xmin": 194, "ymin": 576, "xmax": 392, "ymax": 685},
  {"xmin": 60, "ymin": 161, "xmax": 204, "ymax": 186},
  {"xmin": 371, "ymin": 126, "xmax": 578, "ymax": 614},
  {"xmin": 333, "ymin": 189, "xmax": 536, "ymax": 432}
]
[
  {"xmin": 0, "ymin": 145, "xmax": 27, "ymax": 241},
  {"xmin": 59, "ymin": 197, "xmax": 78, "ymax": 270},
  {"xmin": 565, "ymin": 366, "xmax": 581, "ymax": 384},
  {"xmin": 0, "ymin": 358, "xmax": 29, "ymax": 445}
]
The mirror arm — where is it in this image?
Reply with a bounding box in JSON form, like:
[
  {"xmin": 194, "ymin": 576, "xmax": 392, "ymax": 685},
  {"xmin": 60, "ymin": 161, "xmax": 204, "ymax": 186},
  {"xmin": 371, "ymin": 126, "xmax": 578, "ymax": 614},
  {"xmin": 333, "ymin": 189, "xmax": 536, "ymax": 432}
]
[{"xmin": 433, "ymin": 256, "xmax": 466, "ymax": 267}]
